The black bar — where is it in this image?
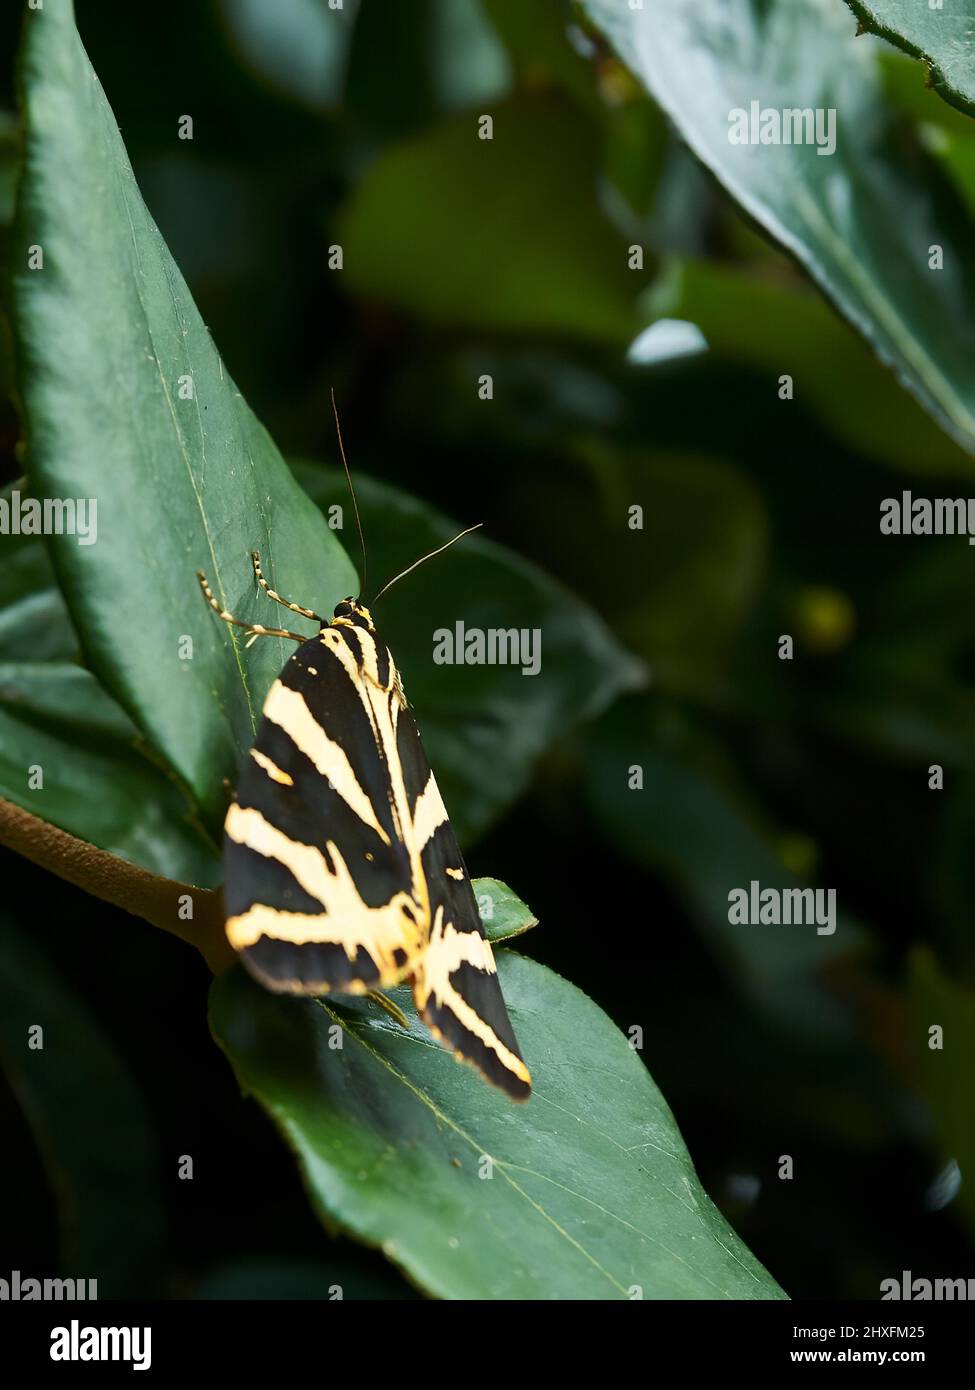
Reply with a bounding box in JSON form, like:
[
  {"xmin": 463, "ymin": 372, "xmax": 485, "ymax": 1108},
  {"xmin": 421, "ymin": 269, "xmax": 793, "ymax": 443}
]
[{"xmin": 0, "ymin": 1298, "xmax": 970, "ymax": 1373}]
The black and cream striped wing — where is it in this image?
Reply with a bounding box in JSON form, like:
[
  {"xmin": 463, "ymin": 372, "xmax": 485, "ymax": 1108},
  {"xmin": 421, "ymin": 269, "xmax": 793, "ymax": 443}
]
[
  {"xmin": 396, "ymin": 705, "xmax": 532, "ymax": 1101},
  {"xmin": 223, "ymin": 610, "xmax": 531, "ymax": 1100},
  {"xmin": 223, "ymin": 625, "xmax": 429, "ymax": 994}
]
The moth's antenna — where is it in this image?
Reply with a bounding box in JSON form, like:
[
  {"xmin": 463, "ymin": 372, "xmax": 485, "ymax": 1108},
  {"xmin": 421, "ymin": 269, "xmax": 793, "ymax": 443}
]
[
  {"xmin": 372, "ymin": 524, "xmax": 482, "ymax": 605},
  {"xmin": 331, "ymin": 388, "xmax": 367, "ymax": 601}
]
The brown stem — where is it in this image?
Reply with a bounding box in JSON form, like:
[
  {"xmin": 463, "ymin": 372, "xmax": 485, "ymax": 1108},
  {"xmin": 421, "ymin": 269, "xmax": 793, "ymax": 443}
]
[{"xmin": 0, "ymin": 797, "xmax": 232, "ymax": 973}]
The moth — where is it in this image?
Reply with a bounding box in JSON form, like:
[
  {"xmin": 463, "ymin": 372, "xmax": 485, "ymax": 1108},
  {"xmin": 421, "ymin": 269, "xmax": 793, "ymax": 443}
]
[{"xmin": 197, "ymin": 427, "xmax": 531, "ymax": 1101}]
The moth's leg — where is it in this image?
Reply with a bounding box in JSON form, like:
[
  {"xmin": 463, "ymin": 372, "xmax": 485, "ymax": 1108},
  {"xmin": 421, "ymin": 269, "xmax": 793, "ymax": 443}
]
[
  {"xmin": 365, "ymin": 990, "xmax": 410, "ymax": 1029},
  {"xmin": 197, "ymin": 570, "xmax": 307, "ymax": 643},
  {"xmin": 251, "ymin": 551, "xmax": 322, "ymax": 623}
]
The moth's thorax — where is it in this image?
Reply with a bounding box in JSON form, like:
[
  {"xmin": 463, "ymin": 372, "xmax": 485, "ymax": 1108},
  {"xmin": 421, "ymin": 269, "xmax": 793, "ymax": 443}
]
[
  {"xmin": 316, "ymin": 599, "xmax": 402, "ymax": 701},
  {"xmin": 328, "ymin": 597, "xmax": 376, "ymax": 634}
]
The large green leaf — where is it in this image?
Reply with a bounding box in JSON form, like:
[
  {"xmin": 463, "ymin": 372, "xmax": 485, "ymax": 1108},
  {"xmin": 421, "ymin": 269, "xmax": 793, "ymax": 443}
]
[
  {"xmin": 846, "ymin": 0, "xmax": 975, "ymax": 117},
  {"xmin": 295, "ymin": 462, "xmax": 645, "ymax": 841},
  {"xmin": 210, "ymin": 950, "xmax": 785, "ymax": 1300},
  {"xmin": 0, "ymin": 913, "xmax": 165, "ymax": 1295},
  {"xmin": 0, "ymin": 486, "xmax": 217, "ymax": 883},
  {"xmin": 581, "ymin": 0, "xmax": 975, "ymax": 456},
  {"xmin": 337, "ymin": 91, "xmax": 642, "ymax": 342},
  {"xmin": 11, "ymin": 0, "xmax": 357, "ymax": 833}
]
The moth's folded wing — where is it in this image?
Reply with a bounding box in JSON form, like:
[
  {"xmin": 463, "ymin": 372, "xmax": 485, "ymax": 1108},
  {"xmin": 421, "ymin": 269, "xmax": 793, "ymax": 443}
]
[{"xmin": 224, "ymin": 634, "xmax": 428, "ymax": 993}]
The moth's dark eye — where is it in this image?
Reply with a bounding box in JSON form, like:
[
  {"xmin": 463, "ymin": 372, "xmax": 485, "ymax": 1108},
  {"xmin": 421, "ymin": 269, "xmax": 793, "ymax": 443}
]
[{"xmin": 333, "ymin": 600, "xmax": 353, "ymax": 618}]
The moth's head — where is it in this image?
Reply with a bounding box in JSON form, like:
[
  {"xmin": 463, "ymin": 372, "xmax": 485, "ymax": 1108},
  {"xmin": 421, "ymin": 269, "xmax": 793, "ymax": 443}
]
[{"xmin": 330, "ymin": 597, "xmax": 375, "ymax": 632}]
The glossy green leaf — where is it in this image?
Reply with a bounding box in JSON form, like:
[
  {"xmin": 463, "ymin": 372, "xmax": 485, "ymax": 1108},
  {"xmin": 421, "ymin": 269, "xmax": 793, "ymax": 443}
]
[
  {"xmin": 0, "ymin": 912, "xmax": 165, "ymax": 1295},
  {"xmin": 210, "ymin": 950, "xmax": 786, "ymax": 1300},
  {"xmin": 581, "ymin": 0, "xmax": 975, "ymax": 456},
  {"xmin": 651, "ymin": 260, "xmax": 974, "ymax": 476},
  {"xmin": 846, "ymin": 0, "xmax": 975, "ymax": 117},
  {"xmin": 473, "ymin": 876, "xmax": 538, "ymax": 943},
  {"xmin": 295, "ymin": 462, "xmax": 645, "ymax": 841},
  {"xmin": 11, "ymin": 0, "xmax": 357, "ymax": 833},
  {"xmin": 337, "ymin": 92, "xmax": 642, "ymax": 342}
]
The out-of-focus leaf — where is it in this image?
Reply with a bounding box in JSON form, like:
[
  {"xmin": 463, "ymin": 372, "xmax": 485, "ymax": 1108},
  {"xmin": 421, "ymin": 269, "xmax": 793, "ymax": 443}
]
[
  {"xmin": 0, "ymin": 108, "xmax": 18, "ymax": 229},
  {"xmin": 881, "ymin": 52, "xmax": 975, "ymax": 218},
  {"xmin": 217, "ymin": 0, "xmax": 359, "ymax": 112},
  {"xmin": 210, "ymin": 951, "xmax": 786, "ymax": 1300},
  {"xmin": 11, "ymin": 0, "xmax": 357, "ymax": 833},
  {"xmin": 0, "ymin": 913, "xmax": 165, "ymax": 1295},
  {"xmin": 345, "ymin": 0, "xmax": 511, "ymax": 136},
  {"xmin": 337, "ymin": 92, "xmax": 643, "ymax": 342},
  {"xmin": 909, "ymin": 948, "xmax": 975, "ymax": 1231},
  {"xmin": 482, "ymin": 0, "xmax": 601, "ymax": 113},
  {"xmin": 0, "ymin": 486, "xmax": 77, "ymax": 664},
  {"xmin": 484, "ymin": 0, "xmax": 669, "ymax": 230},
  {"xmin": 194, "ymin": 1256, "xmax": 417, "ymax": 1301},
  {"xmin": 585, "ymin": 698, "xmax": 863, "ymax": 1038},
  {"xmin": 514, "ymin": 446, "xmax": 766, "ymax": 699},
  {"xmin": 813, "ymin": 540, "xmax": 975, "ymax": 770},
  {"xmin": 295, "ymin": 461, "xmax": 645, "ymax": 842},
  {"xmin": 0, "ymin": 663, "xmax": 218, "ymax": 885},
  {"xmin": 651, "ymin": 259, "xmax": 974, "ymax": 476},
  {"xmin": 930, "ymin": 777, "xmax": 975, "ymax": 983},
  {"xmin": 581, "ymin": 0, "xmax": 975, "ymax": 456},
  {"xmin": 846, "ymin": 0, "xmax": 975, "ymax": 117}
]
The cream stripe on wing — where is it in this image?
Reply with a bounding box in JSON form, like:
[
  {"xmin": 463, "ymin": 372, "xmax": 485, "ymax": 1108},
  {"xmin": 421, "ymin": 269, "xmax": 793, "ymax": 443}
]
[
  {"xmin": 250, "ymin": 748, "xmax": 293, "ymax": 786},
  {"xmin": 225, "ymin": 804, "xmax": 426, "ymax": 971},
  {"xmin": 413, "ymin": 771, "xmax": 449, "ymax": 850},
  {"xmin": 227, "ymin": 803, "xmax": 337, "ymax": 907},
  {"xmin": 226, "ymin": 904, "xmax": 419, "ymax": 980},
  {"xmin": 262, "ymin": 680, "xmax": 391, "ymax": 847},
  {"xmin": 330, "ymin": 620, "xmax": 383, "ymax": 688}
]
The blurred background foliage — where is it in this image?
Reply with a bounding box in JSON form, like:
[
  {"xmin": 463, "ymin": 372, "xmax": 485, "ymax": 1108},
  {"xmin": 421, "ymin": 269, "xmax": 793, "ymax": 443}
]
[{"xmin": 1, "ymin": 0, "xmax": 974, "ymax": 1299}]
